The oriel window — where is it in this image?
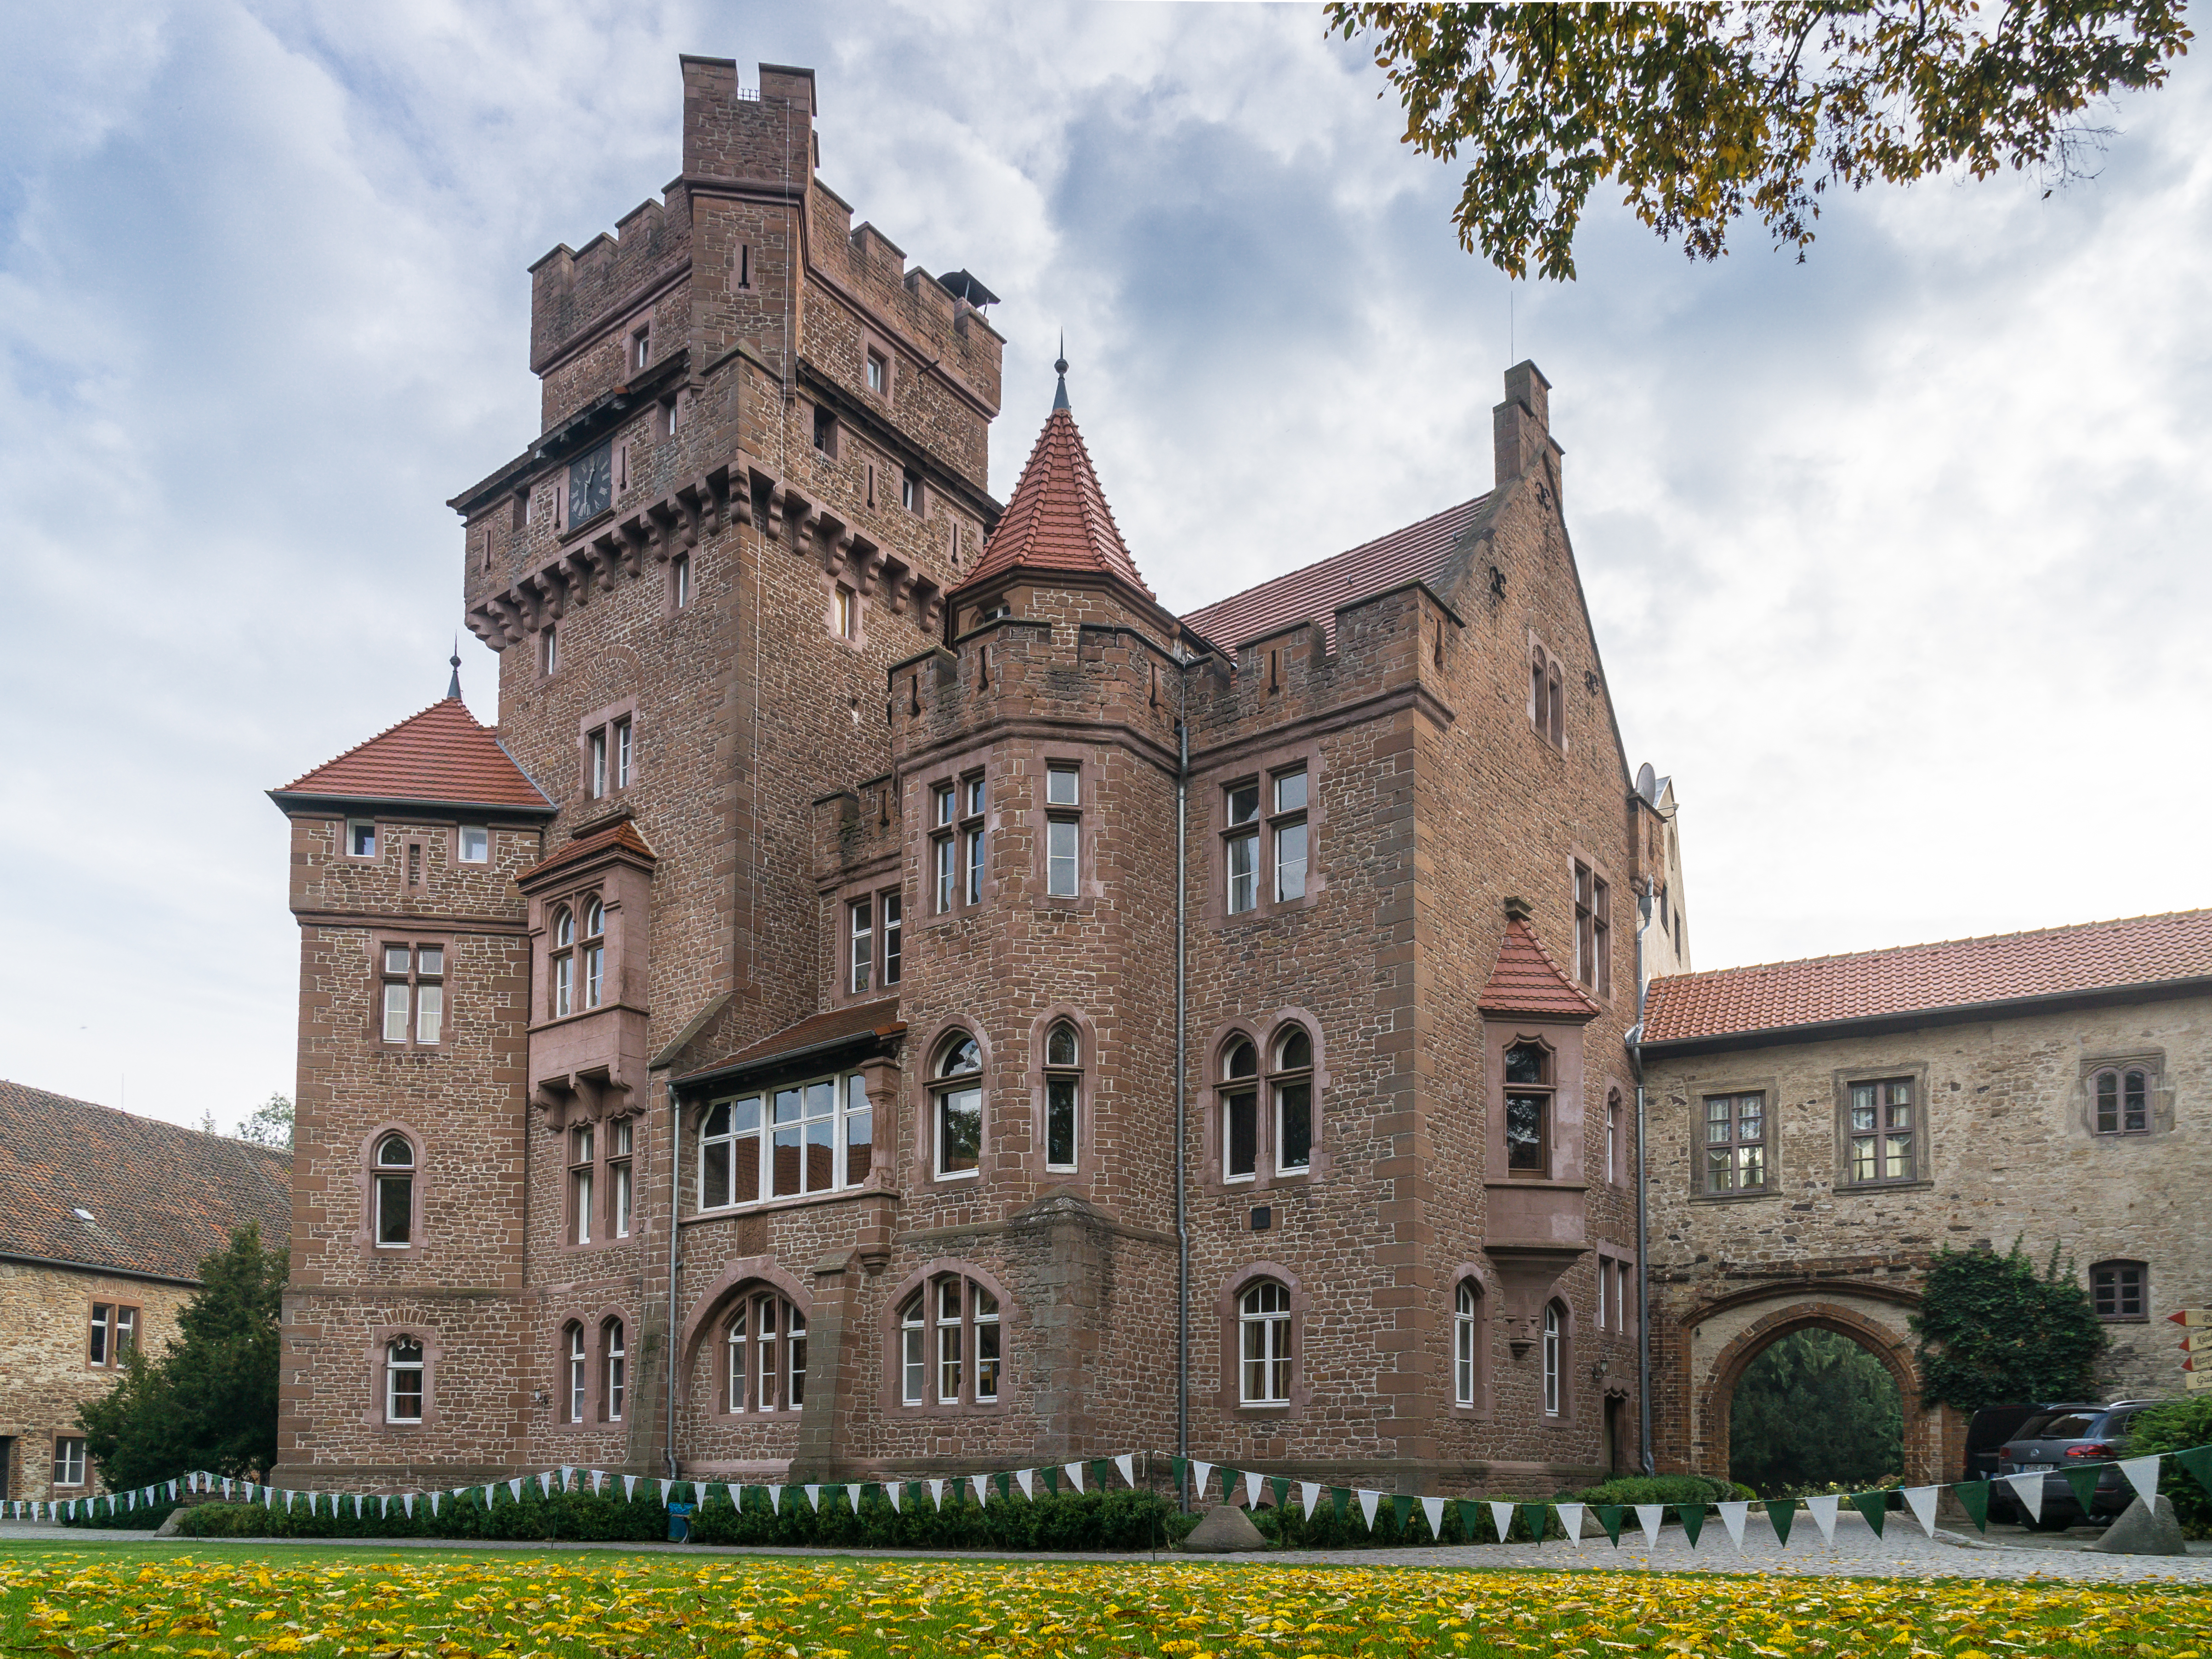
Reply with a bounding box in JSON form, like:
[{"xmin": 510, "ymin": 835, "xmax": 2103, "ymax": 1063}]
[{"xmin": 1502, "ymin": 1040, "xmax": 1551, "ymax": 1175}]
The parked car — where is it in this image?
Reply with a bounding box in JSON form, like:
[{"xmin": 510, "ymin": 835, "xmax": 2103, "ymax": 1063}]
[
  {"xmin": 1970, "ymin": 1401, "xmax": 2099, "ymax": 1520},
  {"xmin": 1995, "ymin": 1400, "xmax": 2170, "ymax": 1528}
]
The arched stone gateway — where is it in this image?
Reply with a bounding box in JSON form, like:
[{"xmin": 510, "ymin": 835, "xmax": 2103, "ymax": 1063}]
[{"xmin": 1666, "ymin": 1283, "xmax": 1953, "ymax": 1488}]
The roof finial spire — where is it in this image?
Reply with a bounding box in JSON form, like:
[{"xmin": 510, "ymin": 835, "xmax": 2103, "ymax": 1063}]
[
  {"xmin": 447, "ymin": 637, "xmax": 463, "ymax": 701},
  {"xmin": 1052, "ymin": 331, "xmax": 1070, "ymax": 411}
]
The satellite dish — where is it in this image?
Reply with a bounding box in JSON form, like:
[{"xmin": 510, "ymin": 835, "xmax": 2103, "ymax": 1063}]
[{"xmin": 1634, "ymin": 762, "xmax": 1656, "ymax": 803}]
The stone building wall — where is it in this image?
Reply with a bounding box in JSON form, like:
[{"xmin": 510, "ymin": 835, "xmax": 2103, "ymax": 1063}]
[
  {"xmin": 0, "ymin": 1264, "xmax": 192, "ymax": 1502},
  {"xmin": 1643, "ymin": 991, "xmax": 2211, "ymax": 1483}
]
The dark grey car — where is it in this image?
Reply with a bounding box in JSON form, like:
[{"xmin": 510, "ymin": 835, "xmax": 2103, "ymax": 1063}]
[{"xmin": 1995, "ymin": 1400, "xmax": 2167, "ymax": 1527}]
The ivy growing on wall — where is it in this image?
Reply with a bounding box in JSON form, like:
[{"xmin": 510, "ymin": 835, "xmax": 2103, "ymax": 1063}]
[{"xmin": 1911, "ymin": 1240, "xmax": 2108, "ymax": 1413}]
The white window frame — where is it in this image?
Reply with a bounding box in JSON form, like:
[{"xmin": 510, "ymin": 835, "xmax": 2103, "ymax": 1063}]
[
  {"xmin": 385, "ymin": 1338, "xmax": 425, "ymax": 1424},
  {"xmin": 699, "ymin": 1073, "xmax": 875, "ymax": 1208},
  {"xmin": 1044, "ymin": 1021, "xmax": 1081, "ymax": 1172},
  {"xmin": 570, "ymin": 1125, "xmax": 595, "ymax": 1246},
  {"xmin": 932, "ymin": 1034, "xmax": 984, "ymax": 1179},
  {"xmin": 373, "ymin": 1134, "xmax": 415, "ymax": 1249},
  {"xmin": 1271, "ymin": 767, "xmax": 1308, "ymax": 902},
  {"xmin": 900, "ymin": 1295, "xmax": 926, "ymax": 1404},
  {"xmin": 1221, "ymin": 1039, "xmax": 1259, "ymax": 1183},
  {"xmin": 459, "ymin": 825, "xmax": 489, "ymax": 864},
  {"xmin": 610, "ymin": 1118, "xmax": 633, "ymax": 1239},
  {"xmin": 1454, "ymin": 1281, "xmax": 1479, "ymax": 1406},
  {"xmin": 1541, "ymin": 1303, "xmax": 1562, "ymax": 1416},
  {"xmin": 671, "ymin": 551, "xmax": 691, "ymax": 608},
  {"xmin": 52, "ymin": 1436, "xmax": 86, "ymax": 1488},
  {"xmin": 1239, "ymin": 1280, "xmax": 1292, "ymax": 1405},
  {"xmin": 566, "ymin": 1324, "xmax": 586, "ymax": 1421},
  {"xmin": 849, "ymin": 897, "xmax": 874, "ymax": 994},
  {"xmin": 347, "ymin": 819, "xmax": 378, "ymax": 858},
  {"xmin": 603, "ymin": 1320, "xmax": 626, "ymax": 1421}
]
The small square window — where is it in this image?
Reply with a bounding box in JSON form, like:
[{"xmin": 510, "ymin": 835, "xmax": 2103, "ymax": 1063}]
[
  {"xmin": 964, "ymin": 775, "xmax": 986, "ymax": 818},
  {"xmin": 349, "ymin": 821, "xmax": 378, "ymax": 858},
  {"xmin": 1274, "ymin": 769, "xmax": 1307, "ymax": 814},
  {"xmin": 1046, "ymin": 765, "xmax": 1080, "ymax": 807},
  {"xmin": 417, "ymin": 946, "xmax": 444, "ymax": 977},
  {"xmin": 459, "ymin": 825, "xmax": 489, "ymax": 864},
  {"xmin": 933, "ymin": 783, "xmax": 955, "ymax": 828},
  {"xmin": 812, "ymin": 406, "xmax": 838, "ymax": 457},
  {"xmin": 2091, "ymin": 1261, "xmax": 2146, "ymax": 1320},
  {"xmin": 1227, "ymin": 783, "xmax": 1260, "ymax": 826},
  {"xmin": 384, "ymin": 945, "xmax": 411, "ymax": 975}
]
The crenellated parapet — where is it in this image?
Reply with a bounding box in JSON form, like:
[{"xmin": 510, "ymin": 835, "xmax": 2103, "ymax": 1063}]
[{"xmin": 811, "ymin": 773, "xmax": 903, "ymax": 886}]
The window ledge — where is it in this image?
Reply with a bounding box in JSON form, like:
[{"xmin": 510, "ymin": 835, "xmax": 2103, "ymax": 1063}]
[
  {"xmin": 1688, "ymin": 1188, "xmax": 1782, "ymax": 1204},
  {"xmin": 682, "ymin": 1185, "xmax": 890, "ymax": 1227},
  {"xmin": 1836, "ymin": 1179, "xmax": 1935, "ymax": 1195}
]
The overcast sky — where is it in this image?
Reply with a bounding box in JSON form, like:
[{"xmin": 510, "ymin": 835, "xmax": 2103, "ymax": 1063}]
[{"xmin": 5, "ymin": 1, "xmax": 2207, "ymax": 1131}]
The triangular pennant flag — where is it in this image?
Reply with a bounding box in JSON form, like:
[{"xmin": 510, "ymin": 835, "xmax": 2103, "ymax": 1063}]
[
  {"xmin": 1765, "ymin": 1498, "xmax": 1796, "ymax": 1547},
  {"xmin": 1171, "ymin": 1456, "xmax": 1188, "ymax": 1495},
  {"xmin": 1633, "ymin": 1504, "xmax": 1664, "ymax": 1550},
  {"xmin": 559, "ymin": 1466, "xmax": 574, "ymax": 1490},
  {"xmin": 1954, "ymin": 1479, "xmax": 1990, "ymax": 1532},
  {"xmin": 1356, "ymin": 1488, "xmax": 1382, "ymax": 1529},
  {"xmin": 2004, "ymin": 1472, "xmax": 2045, "ymax": 1523},
  {"xmin": 1391, "ymin": 1493, "xmax": 1415, "ymax": 1532},
  {"xmin": 222, "ymin": 1479, "xmax": 233, "ymax": 1499},
  {"xmin": 1014, "ymin": 1468, "xmax": 1035, "ymax": 1500},
  {"xmin": 1271, "ymin": 1476, "xmax": 1291, "ymax": 1512},
  {"xmin": 1717, "ymin": 1500, "xmax": 1749, "ymax": 1550},
  {"xmin": 1302, "ymin": 1482, "xmax": 1322, "ymax": 1520},
  {"xmin": 1092, "ymin": 1459, "xmax": 1115, "ymax": 1491},
  {"xmin": 927, "ymin": 1478, "xmax": 945, "ymax": 1510},
  {"xmin": 1526, "ymin": 1502, "xmax": 1554, "ymax": 1544},
  {"xmin": 1063, "ymin": 1461, "xmax": 1085, "ymax": 1494},
  {"xmin": 1190, "ymin": 1460, "xmax": 1213, "ymax": 1501},
  {"xmin": 886, "ymin": 1481, "xmax": 902, "ymax": 1513},
  {"xmin": 429, "ymin": 1491, "xmax": 442, "ymax": 1517},
  {"xmin": 767, "ymin": 1484, "xmax": 784, "ymax": 1513},
  {"xmin": 1489, "ymin": 1500, "xmax": 1516, "ymax": 1545},
  {"xmin": 1245, "ymin": 1470, "xmax": 1264, "ymax": 1509},
  {"xmin": 509, "ymin": 1478, "xmax": 524, "ymax": 1501},
  {"xmin": 1807, "ymin": 1494, "xmax": 1841, "ymax": 1542},
  {"xmin": 1593, "ymin": 1503, "xmax": 1625, "ymax": 1545},
  {"xmin": 353, "ymin": 1494, "xmax": 363, "ymax": 1518},
  {"xmin": 622, "ymin": 1475, "xmax": 638, "ymax": 1502},
  {"xmin": 1219, "ymin": 1468, "xmax": 1240, "ymax": 1505},
  {"xmin": 1115, "ymin": 1454, "xmax": 1135, "ymax": 1487},
  {"xmin": 997, "ymin": 1471, "xmax": 1013, "ymax": 1502},
  {"xmin": 1332, "ymin": 1486, "xmax": 1352, "ymax": 1521},
  {"xmin": 538, "ymin": 1472, "xmax": 552, "ymax": 1497},
  {"xmin": 1676, "ymin": 1502, "xmax": 1705, "ymax": 1548},
  {"xmin": 1849, "ymin": 1491, "xmax": 1887, "ymax": 1536},
  {"xmin": 1901, "ymin": 1486, "xmax": 1939, "ymax": 1536},
  {"xmin": 592, "ymin": 1470, "xmax": 607, "ymax": 1494},
  {"xmin": 657, "ymin": 1479, "xmax": 671, "ymax": 1503},
  {"xmin": 2063, "ymin": 1464, "xmax": 2101, "ymax": 1517},
  {"xmin": 402, "ymin": 1493, "xmax": 415, "ymax": 1517},
  {"xmin": 805, "ymin": 1484, "xmax": 822, "ymax": 1511},
  {"xmin": 971, "ymin": 1473, "xmax": 990, "ymax": 1506},
  {"xmin": 2175, "ymin": 1445, "xmax": 2212, "ymax": 1501},
  {"xmin": 1040, "ymin": 1466, "xmax": 1059, "ymax": 1497},
  {"xmin": 1420, "ymin": 1495, "xmax": 1445, "ymax": 1539},
  {"xmin": 2118, "ymin": 1455, "xmax": 2161, "ymax": 1506}
]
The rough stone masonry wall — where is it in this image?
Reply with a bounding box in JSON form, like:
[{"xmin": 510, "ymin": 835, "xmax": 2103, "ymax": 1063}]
[
  {"xmin": 1643, "ymin": 992, "xmax": 2212, "ymax": 1481},
  {"xmin": 0, "ymin": 1264, "xmax": 192, "ymax": 1501}
]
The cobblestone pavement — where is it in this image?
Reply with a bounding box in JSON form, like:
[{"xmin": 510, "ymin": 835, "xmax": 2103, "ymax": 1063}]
[{"xmin": 2, "ymin": 1512, "xmax": 2207, "ymax": 1581}]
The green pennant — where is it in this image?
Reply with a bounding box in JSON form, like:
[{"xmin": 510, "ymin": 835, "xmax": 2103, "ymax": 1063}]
[
  {"xmin": 1331, "ymin": 1486, "xmax": 1353, "ymax": 1521},
  {"xmin": 1220, "ymin": 1468, "xmax": 1240, "ymax": 1505},
  {"xmin": 1525, "ymin": 1502, "xmax": 1552, "ymax": 1543},
  {"xmin": 995, "ymin": 1472, "xmax": 1012, "ymax": 1502},
  {"xmin": 1953, "ymin": 1480, "xmax": 1990, "ymax": 1532},
  {"xmin": 1593, "ymin": 1503, "xmax": 1626, "ymax": 1545},
  {"xmin": 1092, "ymin": 1459, "xmax": 1114, "ymax": 1490},
  {"xmin": 1764, "ymin": 1498, "xmax": 1795, "ymax": 1547},
  {"xmin": 1850, "ymin": 1492, "xmax": 1888, "ymax": 1536},
  {"xmin": 859, "ymin": 1483, "xmax": 882, "ymax": 1506},
  {"xmin": 1041, "ymin": 1466, "xmax": 1059, "ymax": 1497},
  {"xmin": 1390, "ymin": 1493, "xmax": 1415, "ymax": 1532},
  {"xmin": 2064, "ymin": 1464, "xmax": 2101, "ymax": 1517},
  {"xmin": 1675, "ymin": 1502, "xmax": 1705, "ymax": 1548},
  {"xmin": 1171, "ymin": 1456, "xmax": 1188, "ymax": 1496},
  {"xmin": 2175, "ymin": 1446, "xmax": 2212, "ymax": 1500},
  {"xmin": 1271, "ymin": 1475, "xmax": 1291, "ymax": 1511},
  {"xmin": 1456, "ymin": 1498, "xmax": 1484, "ymax": 1541},
  {"xmin": 828, "ymin": 1484, "xmax": 851, "ymax": 1513}
]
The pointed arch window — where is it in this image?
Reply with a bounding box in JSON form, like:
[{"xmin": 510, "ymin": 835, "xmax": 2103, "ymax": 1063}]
[
  {"xmin": 601, "ymin": 1319, "xmax": 626, "ymax": 1421},
  {"xmin": 1273, "ymin": 1026, "xmax": 1313, "ymax": 1174},
  {"xmin": 1044, "ymin": 1021, "xmax": 1080, "ymax": 1170},
  {"xmin": 1221, "ymin": 1038, "xmax": 1259, "ymax": 1181},
  {"xmin": 581, "ymin": 898, "xmax": 606, "ymax": 1009},
  {"xmin": 551, "ymin": 907, "xmax": 575, "ymax": 1018},
  {"xmin": 563, "ymin": 1323, "xmax": 586, "ymax": 1422},
  {"xmin": 1542, "ymin": 1301, "xmax": 1565, "ymax": 1417},
  {"xmin": 1454, "ymin": 1281, "xmax": 1481, "ymax": 1407}
]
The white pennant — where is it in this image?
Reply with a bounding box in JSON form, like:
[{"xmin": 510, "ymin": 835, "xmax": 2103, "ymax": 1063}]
[
  {"xmin": 657, "ymin": 1479, "xmax": 671, "ymax": 1502},
  {"xmin": 1063, "ymin": 1461, "xmax": 1085, "ymax": 1494},
  {"xmin": 1717, "ymin": 1500, "xmax": 1750, "ymax": 1551},
  {"xmin": 971, "ymin": 1473, "xmax": 990, "ymax": 1506},
  {"xmin": 2119, "ymin": 1456, "xmax": 2161, "ymax": 1506},
  {"xmin": 353, "ymin": 1494, "xmax": 363, "ymax": 1518},
  {"xmin": 1806, "ymin": 1493, "xmax": 1842, "ymax": 1542},
  {"xmin": 886, "ymin": 1481, "xmax": 902, "ymax": 1513},
  {"xmin": 538, "ymin": 1472, "xmax": 552, "ymax": 1497},
  {"xmin": 1420, "ymin": 1496, "xmax": 1445, "ymax": 1538},
  {"xmin": 1556, "ymin": 1501, "xmax": 1586, "ymax": 1546},
  {"xmin": 1190, "ymin": 1460, "xmax": 1213, "ymax": 1500},
  {"xmin": 429, "ymin": 1492, "xmax": 442, "ymax": 1517},
  {"xmin": 223, "ymin": 1479, "xmax": 233, "ymax": 1500},
  {"xmin": 766, "ymin": 1483, "xmax": 783, "ymax": 1514},
  {"xmin": 2004, "ymin": 1472, "xmax": 2045, "ymax": 1523},
  {"xmin": 805, "ymin": 1484, "xmax": 823, "ymax": 1511},
  {"xmin": 1114, "ymin": 1454, "xmax": 1135, "ymax": 1488},
  {"xmin": 1244, "ymin": 1470, "xmax": 1264, "ymax": 1509},
  {"xmin": 623, "ymin": 1475, "xmax": 638, "ymax": 1502},
  {"xmin": 508, "ymin": 1478, "xmax": 523, "ymax": 1502},
  {"xmin": 927, "ymin": 1479, "xmax": 945, "ymax": 1511},
  {"xmin": 1634, "ymin": 1504, "xmax": 1665, "ymax": 1551},
  {"xmin": 1301, "ymin": 1482, "xmax": 1323, "ymax": 1520},
  {"xmin": 402, "ymin": 1494, "xmax": 415, "ymax": 1517},
  {"xmin": 1014, "ymin": 1468, "xmax": 1035, "ymax": 1500},
  {"xmin": 1490, "ymin": 1500, "xmax": 1517, "ymax": 1544},
  {"xmin": 592, "ymin": 1470, "xmax": 607, "ymax": 1494},
  {"xmin": 1356, "ymin": 1489, "xmax": 1382, "ymax": 1529},
  {"xmin": 1902, "ymin": 1486, "xmax": 1940, "ymax": 1537},
  {"xmin": 559, "ymin": 1466, "xmax": 574, "ymax": 1491}
]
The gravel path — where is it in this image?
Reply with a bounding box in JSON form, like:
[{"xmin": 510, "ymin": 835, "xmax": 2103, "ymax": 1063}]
[{"xmin": 3, "ymin": 1511, "xmax": 2206, "ymax": 1582}]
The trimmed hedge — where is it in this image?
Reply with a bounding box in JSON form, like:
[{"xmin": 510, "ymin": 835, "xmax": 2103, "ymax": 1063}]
[{"xmin": 172, "ymin": 1482, "xmax": 1186, "ymax": 1551}]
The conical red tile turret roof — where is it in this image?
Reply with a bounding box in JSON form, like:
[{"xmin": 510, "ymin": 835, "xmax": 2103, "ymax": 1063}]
[
  {"xmin": 961, "ymin": 401, "xmax": 1152, "ymax": 597},
  {"xmin": 273, "ymin": 697, "xmax": 553, "ymax": 813},
  {"xmin": 1478, "ymin": 917, "xmax": 1601, "ymax": 1021}
]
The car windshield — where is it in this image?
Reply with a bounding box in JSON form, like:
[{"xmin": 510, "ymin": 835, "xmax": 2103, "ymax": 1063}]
[{"xmin": 2018, "ymin": 1412, "xmax": 2097, "ymax": 1439}]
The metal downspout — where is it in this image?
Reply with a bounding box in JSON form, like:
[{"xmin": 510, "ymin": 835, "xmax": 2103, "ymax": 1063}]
[
  {"xmin": 666, "ymin": 1075, "xmax": 681, "ymax": 1480},
  {"xmin": 1632, "ymin": 895, "xmax": 1654, "ymax": 1476},
  {"xmin": 1174, "ymin": 708, "xmax": 1191, "ymax": 1507}
]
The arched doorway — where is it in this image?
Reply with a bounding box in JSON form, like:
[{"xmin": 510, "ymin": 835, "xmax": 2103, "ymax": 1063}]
[
  {"xmin": 1728, "ymin": 1328, "xmax": 1902, "ymax": 1493},
  {"xmin": 1680, "ymin": 1290, "xmax": 1944, "ymax": 1488}
]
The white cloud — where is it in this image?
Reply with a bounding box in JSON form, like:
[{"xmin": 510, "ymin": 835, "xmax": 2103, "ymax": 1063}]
[{"xmin": 3, "ymin": 0, "xmax": 2205, "ymax": 1124}]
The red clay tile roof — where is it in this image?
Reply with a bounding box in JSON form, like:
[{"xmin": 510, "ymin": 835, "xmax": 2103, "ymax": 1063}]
[
  {"xmin": 1478, "ymin": 918, "xmax": 1602, "ymax": 1021},
  {"xmin": 276, "ymin": 698, "xmax": 552, "ymax": 812},
  {"xmin": 1182, "ymin": 494, "xmax": 1490, "ymax": 651},
  {"xmin": 520, "ymin": 819, "xmax": 658, "ymax": 886},
  {"xmin": 960, "ymin": 406, "xmax": 1152, "ymax": 597},
  {"xmin": 679, "ymin": 998, "xmax": 905, "ymax": 1085},
  {"xmin": 0, "ymin": 1080, "xmax": 292, "ymax": 1282},
  {"xmin": 1643, "ymin": 908, "xmax": 2212, "ymax": 1046}
]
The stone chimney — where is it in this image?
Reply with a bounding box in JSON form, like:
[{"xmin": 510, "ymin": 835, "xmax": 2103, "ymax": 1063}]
[{"xmin": 1493, "ymin": 359, "xmax": 1564, "ymax": 504}]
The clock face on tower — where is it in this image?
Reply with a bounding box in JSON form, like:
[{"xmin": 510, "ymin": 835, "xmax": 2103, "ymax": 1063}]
[{"xmin": 568, "ymin": 444, "xmax": 613, "ymax": 527}]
